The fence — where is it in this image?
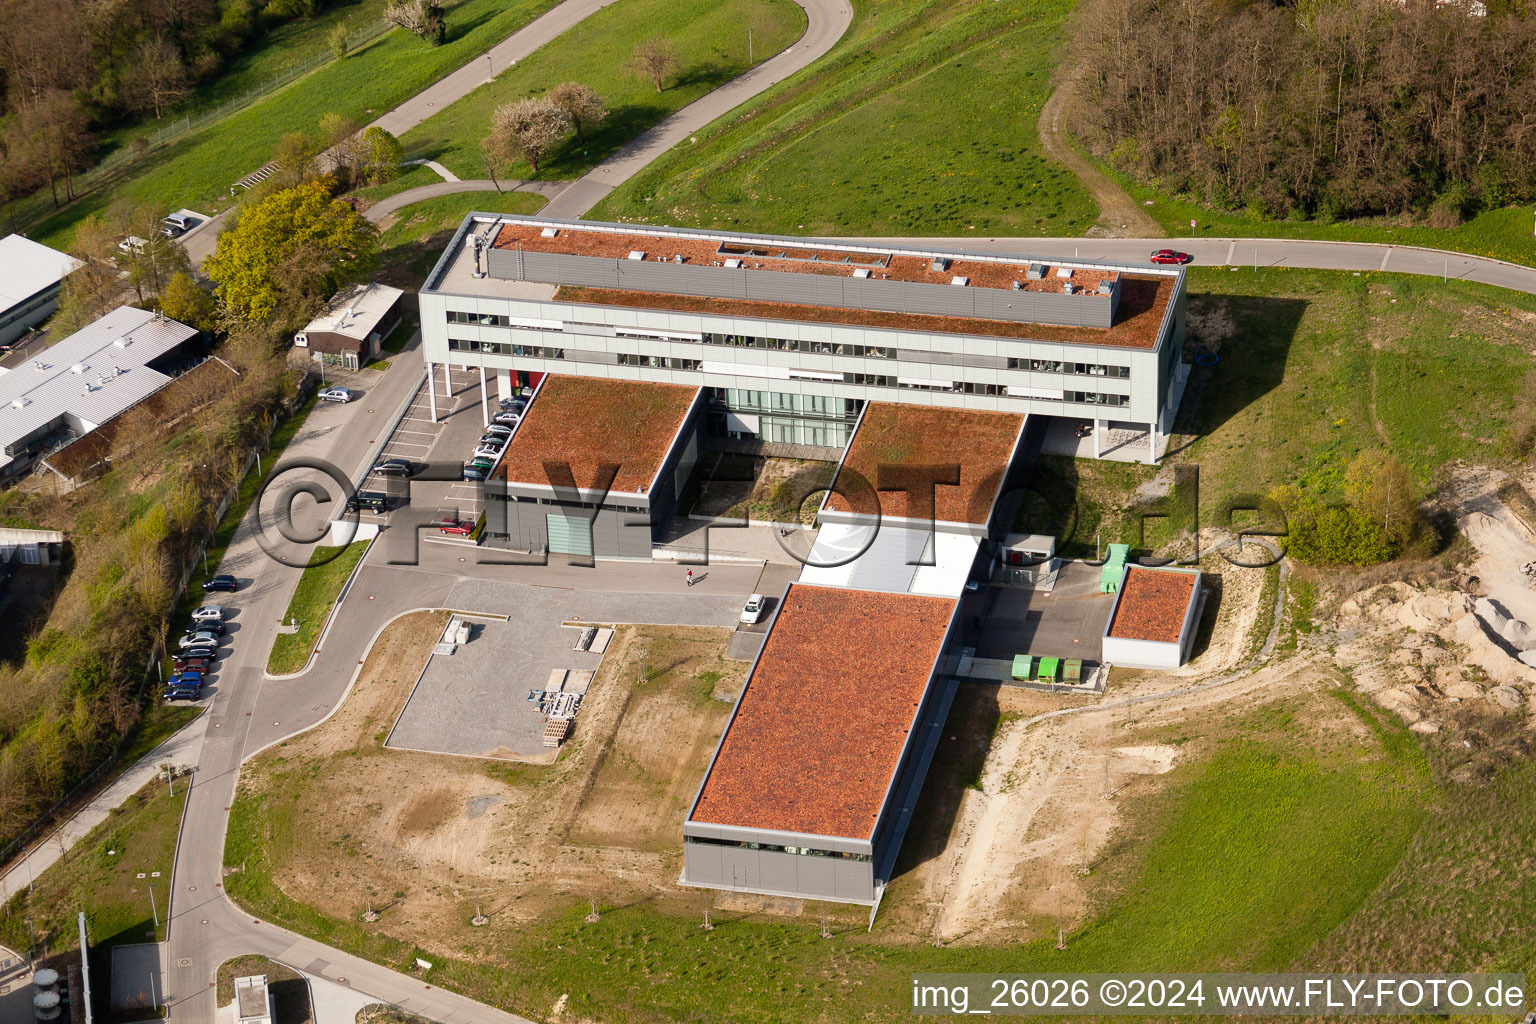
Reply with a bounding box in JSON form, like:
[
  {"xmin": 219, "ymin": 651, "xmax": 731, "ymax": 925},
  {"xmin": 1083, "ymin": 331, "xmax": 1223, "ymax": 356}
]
[{"xmin": 0, "ymin": 16, "xmax": 395, "ymax": 235}]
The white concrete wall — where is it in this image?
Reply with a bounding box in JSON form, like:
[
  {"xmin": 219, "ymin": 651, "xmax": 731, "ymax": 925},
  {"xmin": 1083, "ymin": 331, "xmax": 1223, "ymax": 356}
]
[{"xmin": 1101, "ymin": 635, "xmax": 1184, "ymax": 670}]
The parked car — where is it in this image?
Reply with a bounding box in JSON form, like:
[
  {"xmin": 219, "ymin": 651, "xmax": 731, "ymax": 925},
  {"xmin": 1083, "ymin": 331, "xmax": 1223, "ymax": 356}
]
[
  {"xmin": 168, "ymin": 669, "xmax": 204, "ymax": 686},
  {"xmin": 462, "ymin": 465, "xmax": 487, "ymax": 481},
  {"xmin": 373, "ymin": 458, "xmax": 413, "ymax": 478},
  {"xmin": 492, "ymin": 412, "xmax": 522, "ymax": 428},
  {"xmin": 203, "ymin": 574, "xmax": 238, "ymax": 592},
  {"xmin": 173, "ymin": 655, "xmax": 213, "ymax": 674},
  {"xmin": 178, "ymin": 630, "xmax": 219, "ymax": 650},
  {"xmin": 189, "ymin": 619, "xmax": 226, "ymax": 636},
  {"xmin": 482, "ymin": 425, "xmax": 513, "ymax": 439},
  {"xmin": 346, "ymin": 491, "xmax": 393, "ymax": 514},
  {"xmin": 190, "ymin": 605, "xmax": 224, "ymax": 623},
  {"xmin": 162, "ymin": 212, "xmax": 193, "ymax": 237},
  {"xmin": 467, "ymin": 456, "xmax": 495, "ymax": 470},
  {"xmin": 499, "ymin": 396, "xmax": 527, "ymax": 412},
  {"xmin": 472, "ymin": 444, "xmax": 504, "ymax": 460},
  {"xmin": 163, "ymin": 682, "xmax": 202, "ymax": 701},
  {"xmin": 740, "ymin": 594, "xmax": 767, "ymax": 625},
  {"xmin": 319, "ymin": 387, "xmax": 353, "ymax": 403},
  {"xmin": 437, "ymin": 518, "xmax": 473, "ymax": 536},
  {"xmin": 180, "ymin": 645, "xmax": 218, "ymax": 661},
  {"xmin": 117, "ymin": 235, "xmax": 149, "ymax": 256},
  {"xmin": 1149, "ymin": 249, "xmax": 1193, "ymax": 265}
]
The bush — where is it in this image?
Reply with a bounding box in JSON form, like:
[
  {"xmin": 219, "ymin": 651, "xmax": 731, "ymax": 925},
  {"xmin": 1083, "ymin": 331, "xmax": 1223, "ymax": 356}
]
[{"xmin": 1270, "ymin": 487, "xmax": 1393, "ymax": 567}]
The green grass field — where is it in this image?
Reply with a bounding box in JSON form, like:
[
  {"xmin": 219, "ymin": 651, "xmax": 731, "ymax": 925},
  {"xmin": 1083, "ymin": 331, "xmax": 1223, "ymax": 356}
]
[
  {"xmin": 1173, "ymin": 268, "xmax": 1536, "ymax": 507},
  {"xmin": 592, "ymin": 0, "xmax": 1097, "ymax": 236},
  {"xmin": 266, "ymin": 539, "xmax": 370, "ymax": 675},
  {"xmin": 223, "ymin": 679, "xmax": 1442, "ymax": 1023},
  {"xmin": 1100, "ymin": 161, "xmax": 1536, "ymax": 268},
  {"xmin": 1, "ymin": 778, "xmax": 187, "ymax": 957},
  {"xmin": 399, "ymin": 0, "xmax": 806, "ymax": 182},
  {"xmin": 29, "ymin": 0, "xmax": 562, "ymax": 251}
]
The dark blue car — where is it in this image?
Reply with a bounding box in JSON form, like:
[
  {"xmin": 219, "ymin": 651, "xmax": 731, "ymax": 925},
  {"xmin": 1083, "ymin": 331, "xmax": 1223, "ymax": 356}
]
[
  {"xmin": 203, "ymin": 574, "xmax": 238, "ymax": 592},
  {"xmin": 162, "ymin": 682, "xmax": 202, "ymax": 701}
]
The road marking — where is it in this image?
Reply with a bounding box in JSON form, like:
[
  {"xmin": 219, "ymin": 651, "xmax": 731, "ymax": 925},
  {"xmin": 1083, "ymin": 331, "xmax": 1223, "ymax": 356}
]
[
  {"xmin": 1225, "ymin": 240, "xmax": 1235, "ymax": 264},
  {"xmin": 1379, "ymin": 248, "xmax": 1392, "ymax": 271}
]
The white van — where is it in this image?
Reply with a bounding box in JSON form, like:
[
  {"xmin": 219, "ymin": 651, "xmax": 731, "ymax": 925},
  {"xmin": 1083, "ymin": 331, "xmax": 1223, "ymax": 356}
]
[{"xmin": 162, "ymin": 212, "xmax": 193, "ymax": 237}]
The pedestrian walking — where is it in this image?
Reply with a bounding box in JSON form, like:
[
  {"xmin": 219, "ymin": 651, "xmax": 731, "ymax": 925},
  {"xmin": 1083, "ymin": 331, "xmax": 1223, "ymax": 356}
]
[{"xmin": 686, "ymin": 568, "xmax": 694, "ymax": 587}]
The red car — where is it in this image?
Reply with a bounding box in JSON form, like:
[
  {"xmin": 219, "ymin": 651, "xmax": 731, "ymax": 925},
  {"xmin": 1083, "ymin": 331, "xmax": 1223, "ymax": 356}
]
[
  {"xmin": 437, "ymin": 519, "xmax": 473, "ymax": 536},
  {"xmin": 1150, "ymin": 249, "xmax": 1194, "ymax": 265}
]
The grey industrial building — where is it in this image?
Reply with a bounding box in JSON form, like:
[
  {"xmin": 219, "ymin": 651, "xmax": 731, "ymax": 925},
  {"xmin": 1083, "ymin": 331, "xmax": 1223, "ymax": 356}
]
[
  {"xmin": 417, "ymin": 216, "xmax": 1187, "ymax": 462},
  {"xmin": 0, "ymin": 234, "xmax": 82, "ymax": 348},
  {"xmin": 484, "ymin": 374, "xmax": 705, "ymax": 559}
]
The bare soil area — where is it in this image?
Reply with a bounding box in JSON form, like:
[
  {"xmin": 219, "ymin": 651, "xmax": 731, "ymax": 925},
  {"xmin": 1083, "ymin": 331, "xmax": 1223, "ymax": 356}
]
[{"xmin": 240, "ymin": 614, "xmax": 754, "ymax": 956}]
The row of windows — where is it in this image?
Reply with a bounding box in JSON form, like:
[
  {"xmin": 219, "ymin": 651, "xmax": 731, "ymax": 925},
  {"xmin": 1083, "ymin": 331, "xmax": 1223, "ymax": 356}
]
[
  {"xmin": 685, "ymin": 835, "xmax": 871, "ymax": 862},
  {"xmin": 1007, "ymin": 358, "xmax": 1130, "ymax": 378},
  {"xmin": 711, "ymin": 388, "xmax": 857, "ymax": 420},
  {"xmin": 618, "ymin": 353, "xmax": 702, "ymax": 370},
  {"xmin": 448, "ymin": 338, "xmax": 566, "ymax": 359},
  {"xmin": 447, "ymin": 312, "xmax": 1133, "ymax": 379},
  {"xmin": 446, "ymin": 339, "xmax": 1129, "ymax": 407},
  {"xmin": 487, "ymin": 492, "xmax": 647, "ymax": 513}
]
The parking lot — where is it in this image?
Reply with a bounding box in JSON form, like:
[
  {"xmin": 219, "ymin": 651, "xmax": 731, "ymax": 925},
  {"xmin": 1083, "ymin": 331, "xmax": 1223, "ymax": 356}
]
[{"xmin": 384, "ymin": 578, "xmax": 743, "ymax": 761}]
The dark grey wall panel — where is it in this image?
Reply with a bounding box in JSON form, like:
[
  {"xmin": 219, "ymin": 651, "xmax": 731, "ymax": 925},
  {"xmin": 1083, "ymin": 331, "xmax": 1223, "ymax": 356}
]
[{"xmin": 497, "ymin": 251, "xmax": 1116, "ymax": 329}]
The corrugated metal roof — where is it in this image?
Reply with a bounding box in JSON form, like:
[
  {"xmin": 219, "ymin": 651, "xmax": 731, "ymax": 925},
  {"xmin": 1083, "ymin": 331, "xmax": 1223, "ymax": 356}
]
[
  {"xmin": 0, "ymin": 234, "xmax": 82, "ymax": 310},
  {"xmin": 0, "ymin": 306, "xmax": 197, "ymax": 454},
  {"xmin": 298, "ymin": 282, "xmax": 403, "ymax": 342}
]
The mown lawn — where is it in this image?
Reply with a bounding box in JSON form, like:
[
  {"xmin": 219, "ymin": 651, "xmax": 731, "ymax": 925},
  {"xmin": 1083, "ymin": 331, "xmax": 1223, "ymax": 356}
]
[
  {"xmin": 223, "ymin": 682, "xmax": 1436, "ymax": 1023},
  {"xmin": 1173, "ymin": 268, "xmax": 1536, "ymax": 508},
  {"xmin": 400, "ymin": 0, "xmax": 806, "ymax": 182},
  {"xmin": 592, "ymin": 0, "xmax": 1097, "ymax": 237},
  {"xmin": 1101, "ymin": 163, "xmax": 1536, "ymax": 268},
  {"xmin": 0, "ymin": 778, "xmax": 187, "ymax": 956},
  {"xmin": 266, "ymin": 539, "xmax": 370, "ymax": 675},
  {"xmin": 29, "ymin": 0, "xmax": 562, "ymax": 250}
]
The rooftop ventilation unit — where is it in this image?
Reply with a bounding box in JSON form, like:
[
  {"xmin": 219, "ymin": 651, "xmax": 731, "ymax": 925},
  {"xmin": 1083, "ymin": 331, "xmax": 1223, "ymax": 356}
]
[
  {"xmin": 853, "ymin": 267, "xmax": 871, "ymax": 279},
  {"xmin": 1096, "ymin": 279, "xmax": 1114, "ymax": 296},
  {"xmin": 673, "ymin": 254, "xmax": 686, "ymax": 264},
  {"xmin": 627, "ymin": 250, "xmax": 646, "ymax": 261},
  {"xmin": 1025, "ymin": 264, "xmax": 1046, "ymax": 280},
  {"xmin": 70, "ymin": 363, "xmax": 88, "ymax": 374},
  {"xmin": 11, "ymin": 397, "xmax": 29, "ymax": 410},
  {"xmin": 540, "ymin": 226, "xmax": 559, "ymax": 238},
  {"xmin": 723, "ymin": 258, "xmax": 743, "ymax": 269},
  {"xmin": 114, "ymin": 336, "xmax": 133, "ymax": 348},
  {"xmin": 33, "ymin": 361, "xmax": 48, "ymax": 371},
  {"xmin": 950, "ymin": 276, "xmax": 969, "ymax": 286},
  {"xmin": 930, "ymin": 257, "xmax": 950, "ymax": 272},
  {"xmin": 1055, "ymin": 266, "xmax": 1073, "ymax": 279},
  {"xmin": 1062, "ymin": 282, "xmax": 1076, "ymax": 295},
  {"xmin": 1011, "ymin": 280, "xmax": 1023, "ymax": 291}
]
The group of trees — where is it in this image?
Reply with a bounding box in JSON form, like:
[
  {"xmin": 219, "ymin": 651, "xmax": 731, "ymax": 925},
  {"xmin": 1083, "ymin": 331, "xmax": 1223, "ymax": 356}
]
[
  {"xmin": 1071, "ymin": 0, "xmax": 1536, "ymax": 222},
  {"xmin": 481, "ymin": 81, "xmax": 610, "ymax": 180},
  {"xmin": 269, "ymin": 115, "xmax": 405, "ymax": 193},
  {"xmin": 1270, "ymin": 451, "xmax": 1424, "ymax": 565},
  {"xmin": 383, "ymin": 0, "xmax": 446, "ymax": 45},
  {"xmin": 0, "ymin": 0, "xmax": 340, "ymax": 213}
]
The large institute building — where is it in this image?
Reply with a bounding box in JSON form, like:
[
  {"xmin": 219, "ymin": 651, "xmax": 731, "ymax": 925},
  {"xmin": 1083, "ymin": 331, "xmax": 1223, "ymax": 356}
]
[{"xmin": 419, "ymin": 215, "xmax": 1192, "ymax": 913}]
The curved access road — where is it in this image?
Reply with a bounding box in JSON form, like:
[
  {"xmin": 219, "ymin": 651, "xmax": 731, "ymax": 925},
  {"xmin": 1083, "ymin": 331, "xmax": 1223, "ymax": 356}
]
[
  {"xmin": 364, "ymin": 179, "xmax": 569, "ymax": 224},
  {"xmin": 846, "ymin": 235, "xmax": 1536, "ymax": 297}
]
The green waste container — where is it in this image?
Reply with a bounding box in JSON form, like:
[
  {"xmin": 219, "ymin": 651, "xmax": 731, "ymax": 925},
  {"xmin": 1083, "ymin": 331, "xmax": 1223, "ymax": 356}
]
[
  {"xmin": 1063, "ymin": 658, "xmax": 1082, "ymax": 682},
  {"xmin": 1038, "ymin": 656, "xmax": 1060, "ymax": 682},
  {"xmin": 1011, "ymin": 654, "xmax": 1034, "ymax": 681}
]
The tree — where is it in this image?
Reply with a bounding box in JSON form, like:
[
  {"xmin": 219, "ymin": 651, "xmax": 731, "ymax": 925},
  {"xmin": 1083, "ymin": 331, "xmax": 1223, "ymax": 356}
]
[
  {"xmin": 204, "ymin": 178, "xmax": 378, "ymax": 322},
  {"xmin": 329, "ymin": 22, "xmax": 351, "ymax": 59},
  {"xmin": 6, "ymin": 91, "xmax": 94, "ymax": 206},
  {"xmin": 49, "ymin": 216, "xmax": 122, "ymax": 335},
  {"xmin": 548, "ymin": 82, "xmax": 608, "ymax": 144},
  {"xmin": 157, "ymin": 272, "xmax": 217, "ymax": 330},
  {"xmin": 122, "ymin": 37, "xmax": 191, "ymax": 119},
  {"xmin": 483, "ymin": 98, "xmax": 570, "ymax": 177},
  {"xmin": 270, "ymin": 131, "xmax": 318, "ymax": 190},
  {"xmin": 107, "ymin": 201, "xmax": 191, "ymax": 301},
  {"xmin": 267, "ymin": 0, "xmax": 320, "ymax": 18},
  {"xmin": 384, "ymin": 0, "xmax": 445, "ymax": 45},
  {"xmin": 629, "ymin": 37, "xmax": 680, "ymax": 92},
  {"xmin": 1344, "ymin": 450, "xmax": 1419, "ymax": 548},
  {"xmin": 360, "ymin": 126, "xmax": 404, "ymax": 184},
  {"xmin": 318, "ymin": 113, "xmax": 364, "ymax": 185}
]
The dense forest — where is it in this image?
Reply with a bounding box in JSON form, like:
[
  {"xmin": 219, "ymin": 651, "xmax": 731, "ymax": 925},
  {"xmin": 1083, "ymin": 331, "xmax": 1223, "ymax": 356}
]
[
  {"xmin": 0, "ymin": 0, "xmax": 325, "ymax": 207},
  {"xmin": 1070, "ymin": 0, "xmax": 1536, "ymax": 223}
]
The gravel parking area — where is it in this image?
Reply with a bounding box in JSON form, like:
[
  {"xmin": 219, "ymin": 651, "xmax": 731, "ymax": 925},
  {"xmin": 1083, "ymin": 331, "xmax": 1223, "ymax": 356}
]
[{"xmin": 385, "ymin": 581, "xmax": 740, "ymax": 760}]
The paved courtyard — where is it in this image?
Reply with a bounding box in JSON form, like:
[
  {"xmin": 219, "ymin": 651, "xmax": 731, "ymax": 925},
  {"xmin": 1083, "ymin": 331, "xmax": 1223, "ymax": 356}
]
[
  {"xmin": 385, "ymin": 579, "xmax": 742, "ymax": 760},
  {"xmin": 971, "ymin": 559, "xmax": 1115, "ymax": 664}
]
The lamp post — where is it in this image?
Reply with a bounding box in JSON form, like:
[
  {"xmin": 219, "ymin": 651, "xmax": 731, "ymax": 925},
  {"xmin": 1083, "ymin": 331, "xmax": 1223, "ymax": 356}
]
[
  {"xmin": 148, "ymin": 881, "xmax": 160, "ymax": 930},
  {"xmin": 484, "ymin": 54, "xmax": 492, "ymax": 82}
]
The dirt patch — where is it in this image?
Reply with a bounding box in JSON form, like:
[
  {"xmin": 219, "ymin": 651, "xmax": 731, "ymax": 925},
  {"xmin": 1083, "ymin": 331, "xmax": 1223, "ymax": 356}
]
[
  {"xmin": 1038, "ymin": 65, "xmax": 1161, "ymax": 238},
  {"xmin": 241, "ymin": 615, "xmax": 753, "ymax": 957},
  {"xmin": 691, "ymin": 453, "xmax": 837, "ymax": 525}
]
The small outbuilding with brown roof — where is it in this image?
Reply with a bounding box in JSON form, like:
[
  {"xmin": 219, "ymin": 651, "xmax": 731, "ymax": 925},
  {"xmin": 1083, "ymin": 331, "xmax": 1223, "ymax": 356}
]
[
  {"xmin": 480, "ymin": 374, "xmax": 705, "ymax": 559},
  {"xmin": 1101, "ymin": 565, "xmax": 1203, "ymax": 669}
]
